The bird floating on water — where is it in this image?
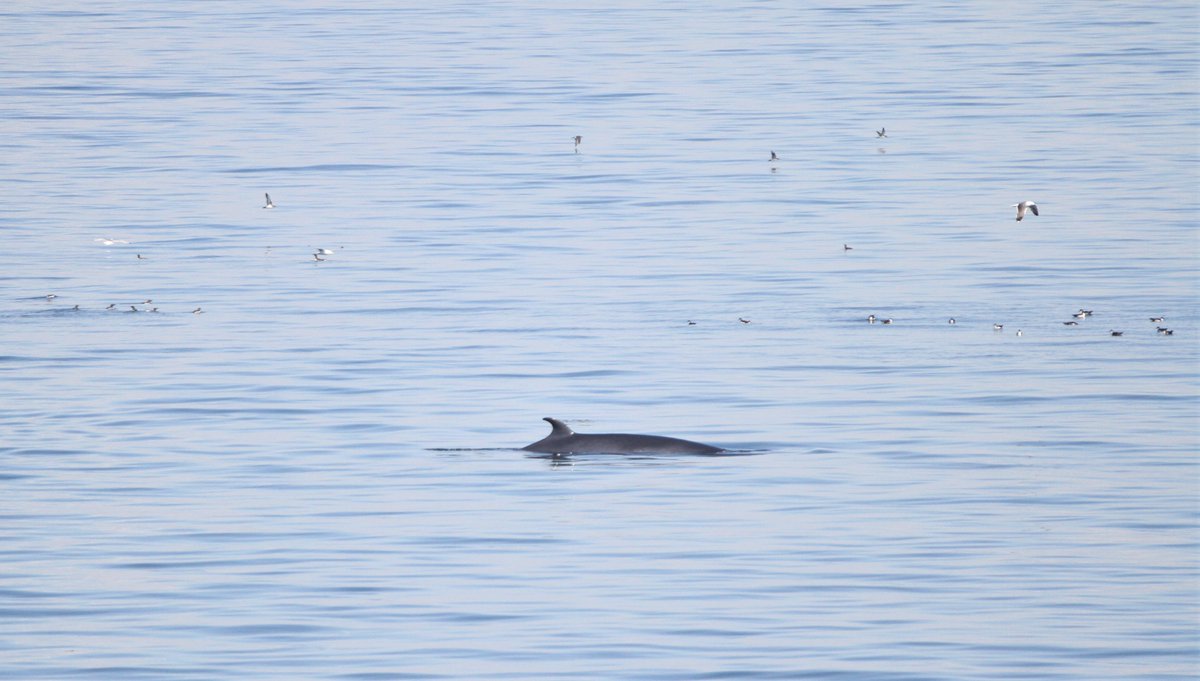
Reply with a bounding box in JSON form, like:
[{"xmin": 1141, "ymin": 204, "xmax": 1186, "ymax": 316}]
[
  {"xmin": 993, "ymin": 323, "xmax": 1004, "ymax": 331},
  {"xmin": 867, "ymin": 314, "xmax": 877, "ymax": 324},
  {"xmin": 1110, "ymin": 330, "xmax": 1123, "ymax": 337},
  {"xmin": 738, "ymin": 317, "xmax": 751, "ymax": 324},
  {"xmin": 882, "ymin": 318, "xmax": 893, "ymax": 325},
  {"xmin": 1013, "ymin": 200, "xmax": 1039, "ymax": 222},
  {"xmin": 1016, "ymin": 329, "xmax": 1023, "ymax": 337},
  {"xmin": 948, "ymin": 318, "xmax": 956, "ymax": 325},
  {"xmin": 573, "ymin": 135, "xmax": 582, "ymax": 151},
  {"xmin": 1063, "ymin": 321, "xmax": 1079, "ymax": 326},
  {"xmin": 263, "ymin": 193, "xmax": 275, "ymax": 209},
  {"xmin": 1149, "ymin": 316, "xmax": 1164, "ymax": 323}
]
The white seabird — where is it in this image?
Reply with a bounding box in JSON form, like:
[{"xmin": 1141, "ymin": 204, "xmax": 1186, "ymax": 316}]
[{"xmin": 1013, "ymin": 200, "xmax": 1038, "ymax": 222}]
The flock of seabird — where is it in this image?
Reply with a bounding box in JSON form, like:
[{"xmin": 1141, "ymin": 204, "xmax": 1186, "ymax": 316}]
[{"xmin": 32, "ymin": 129, "xmax": 1176, "ymax": 338}]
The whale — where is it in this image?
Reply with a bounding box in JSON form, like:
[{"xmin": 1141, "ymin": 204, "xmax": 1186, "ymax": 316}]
[{"xmin": 522, "ymin": 417, "xmax": 724, "ymax": 455}]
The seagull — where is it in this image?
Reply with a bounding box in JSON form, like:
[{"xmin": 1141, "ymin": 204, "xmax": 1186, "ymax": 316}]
[
  {"xmin": 263, "ymin": 193, "xmax": 275, "ymax": 209},
  {"xmin": 770, "ymin": 151, "xmax": 780, "ymax": 162},
  {"xmin": 1110, "ymin": 330, "xmax": 1123, "ymax": 337},
  {"xmin": 739, "ymin": 317, "xmax": 751, "ymax": 324},
  {"xmin": 1013, "ymin": 200, "xmax": 1039, "ymax": 222},
  {"xmin": 876, "ymin": 127, "xmax": 886, "ymax": 138},
  {"xmin": 1149, "ymin": 316, "xmax": 1164, "ymax": 323}
]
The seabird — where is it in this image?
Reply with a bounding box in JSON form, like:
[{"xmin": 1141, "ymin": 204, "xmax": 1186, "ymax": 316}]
[
  {"xmin": 46, "ymin": 294, "xmax": 57, "ymax": 300},
  {"xmin": 313, "ymin": 253, "xmax": 325, "ymax": 262},
  {"xmin": 1110, "ymin": 330, "xmax": 1123, "ymax": 337},
  {"xmin": 314, "ymin": 248, "xmax": 334, "ymax": 256},
  {"xmin": 876, "ymin": 127, "xmax": 886, "ymax": 138},
  {"xmin": 867, "ymin": 314, "xmax": 877, "ymax": 324},
  {"xmin": 1013, "ymin": 200, "xmax": 1039, "ymax": 222},
  {"xmin": 1161, "ymin": 329, "xmax": 1174, "ymax": 335},
  {"xmin": 882, "ymin": 318, "xmax": 893, "ymax": 324},
  {"xmin": 1016, "ymin": 329, "xmax": 1023, "ymax": 337},
  {"xmin": 263, "ymin": 193, "xmax": 275, "ymax": 209},
  {"xmin": 73, "ymin": 305, "xmax": 80, "ymax": 311},
  {"xmin": 105, "ymin": 304, "xmax": 116, "ymax": 311},
  {"xmin": 129, "ymin": 305, "xmax": 139, "ymax": 312},
  {"xmin": 687, "ymin": 320, "xmax": 696, "ymax": 326},
  {"xmin": 948, "ymin": 318, "xmax": 956, "ymax": 324},
  {"xmin": 993, "ymin": 323, "xmax": 1003, "ymax": 331},
  {"xmin": 770, "ymin": 151, "xmax": 780, "ymax": 162},
  {"xmin": 137, "ymin": 254, "xmax": 146, "ymax": 260},
  {"xmin": 192, "ymin": 307, "xmax": 204, "ymax": 314},
  {"xmin": 844, "ymin": 244, "xmax": 853, "ymax": 251},
  {"xmin": 1078, "ymin": 309, "xmax": 1094, "ymax": 317},
  {"xmin": 1149, "ymin": 316, "xmax": 1164, "ymax": 323},
  {"xmin": 1063, "ymin": 321, "xmax": 1079, "ymax": 326},
  {"xmin": 738, "ymin": 317, "xmax": 751, "ymax": 324},
  {"xmin": 1073, "ymin": 311, "xmax": 1088, "ymax": 319}
]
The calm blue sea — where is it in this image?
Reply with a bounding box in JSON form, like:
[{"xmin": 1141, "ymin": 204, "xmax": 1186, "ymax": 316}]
[{"xmin": 1, "ymin": 2, "xmax": 1197, "ymax": 679}]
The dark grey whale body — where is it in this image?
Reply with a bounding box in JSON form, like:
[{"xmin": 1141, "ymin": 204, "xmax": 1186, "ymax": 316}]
[{"xmin": 523, "ymin": 417, "xmax": 724, "ymax": 455}]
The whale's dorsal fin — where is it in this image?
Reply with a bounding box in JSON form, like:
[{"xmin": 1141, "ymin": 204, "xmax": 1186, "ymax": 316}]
[{"xmin": 543, "ymin": 417, "xmax": 574, "ymax": 438}]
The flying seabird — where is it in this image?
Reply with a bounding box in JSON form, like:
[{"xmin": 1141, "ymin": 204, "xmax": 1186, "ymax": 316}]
[
  {"xmin": 1013, "ymin": 200, "xmax": 1039, "ymax": 222},
  {"xmin": 263, "ymin": 193, "xmax": 275, "ymax": 209},
  {"xmin": 770, "ymin": 151, "xmax": 780, "ymax": 162},
  {"xmin": 876, "ymin": 127, "xmax": 886, "ymax": 138},
  {"xmin": 739, "ymin": 317, "xmax": 751, "ymax": 324}
]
